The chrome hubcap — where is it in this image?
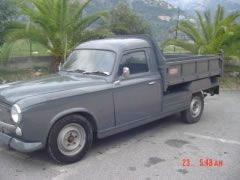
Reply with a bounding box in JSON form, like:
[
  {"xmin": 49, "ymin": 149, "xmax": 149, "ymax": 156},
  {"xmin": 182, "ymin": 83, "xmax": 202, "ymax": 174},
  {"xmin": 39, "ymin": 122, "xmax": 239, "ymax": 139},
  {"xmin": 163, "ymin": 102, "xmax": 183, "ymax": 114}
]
[
  {"xmin": 190, "ymin": 97, "xmax": 202, "ymax": 118},
  {"xmin": 57, "ymin": 123, "xmax": 86, "ymax": 156}
]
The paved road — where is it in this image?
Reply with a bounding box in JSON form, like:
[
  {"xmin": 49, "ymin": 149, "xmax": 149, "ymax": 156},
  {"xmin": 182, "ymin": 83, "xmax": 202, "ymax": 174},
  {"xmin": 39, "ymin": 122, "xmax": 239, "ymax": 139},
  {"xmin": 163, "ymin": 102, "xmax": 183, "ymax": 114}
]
[{"xmin": 0, "ymin": 91, "xmax": 240, "ymax": 180}]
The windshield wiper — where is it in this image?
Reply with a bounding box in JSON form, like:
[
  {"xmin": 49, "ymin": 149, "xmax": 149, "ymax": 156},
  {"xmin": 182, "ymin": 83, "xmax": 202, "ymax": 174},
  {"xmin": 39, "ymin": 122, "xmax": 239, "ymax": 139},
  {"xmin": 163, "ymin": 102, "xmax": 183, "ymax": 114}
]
[
  {"xmin": 63, "ymin": 69, "xmax": 109, "ymax": 76},
  {"xmin": 73, "ymin": 69, "xmax": 86, "ymax": 73},
  {"xmin": 83, "ymin": 71, "xmax": 110, "ymax": 76},
  {"xmin": 62, "ymin": 69, "xmax": 86, "ymax": 73}
]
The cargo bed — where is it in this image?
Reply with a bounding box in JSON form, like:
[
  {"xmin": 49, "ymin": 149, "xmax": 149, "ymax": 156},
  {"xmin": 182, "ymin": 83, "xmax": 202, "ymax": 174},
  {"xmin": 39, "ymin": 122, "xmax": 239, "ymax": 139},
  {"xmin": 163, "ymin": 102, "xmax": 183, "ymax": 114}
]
[{"xmin": 163, "ymin": 53, "xmax": 224, "ymax": 86}]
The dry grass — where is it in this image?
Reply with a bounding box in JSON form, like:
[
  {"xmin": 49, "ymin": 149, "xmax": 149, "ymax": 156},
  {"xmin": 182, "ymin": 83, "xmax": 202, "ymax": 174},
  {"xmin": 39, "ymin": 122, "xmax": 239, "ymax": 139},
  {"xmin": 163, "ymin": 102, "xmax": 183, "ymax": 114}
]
[{"xmin": 0, "ymin": 68, "xmax": 48, "ymax": 84}]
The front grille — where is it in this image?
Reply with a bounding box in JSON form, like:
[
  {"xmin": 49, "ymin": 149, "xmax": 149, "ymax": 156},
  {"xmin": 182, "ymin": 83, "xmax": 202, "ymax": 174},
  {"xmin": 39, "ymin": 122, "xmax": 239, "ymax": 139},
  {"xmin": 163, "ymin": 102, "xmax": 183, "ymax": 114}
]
[
  {"xmin": 0, "ymin": 100, "xmax": 15, "ymax": 136},
  {"xmin": 0, "ymin": 102, "xmax": 10, "ymax": 110},
  {"xmin": 0, "ymin": 96, "xmax": 11, "ymax": 108},
  {"xmin": 0, "ymin": 102, "xmax": 12, "ymax": 125}
]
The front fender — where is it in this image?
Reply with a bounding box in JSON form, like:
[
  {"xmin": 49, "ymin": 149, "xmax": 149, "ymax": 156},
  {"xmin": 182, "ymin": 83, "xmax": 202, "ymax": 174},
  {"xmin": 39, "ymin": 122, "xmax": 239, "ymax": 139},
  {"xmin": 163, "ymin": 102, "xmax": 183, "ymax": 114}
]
[{"xmin": 49, "ymin": 108, "xmax": 98, "ymax": 127}]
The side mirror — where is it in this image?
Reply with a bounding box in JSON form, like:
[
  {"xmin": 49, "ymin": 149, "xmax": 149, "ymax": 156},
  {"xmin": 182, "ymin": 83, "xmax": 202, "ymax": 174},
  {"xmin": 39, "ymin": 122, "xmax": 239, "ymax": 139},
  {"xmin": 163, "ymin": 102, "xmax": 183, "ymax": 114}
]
[{"xmin": 122, "ymin": 67, "xmax": 130, "ymax": 79}]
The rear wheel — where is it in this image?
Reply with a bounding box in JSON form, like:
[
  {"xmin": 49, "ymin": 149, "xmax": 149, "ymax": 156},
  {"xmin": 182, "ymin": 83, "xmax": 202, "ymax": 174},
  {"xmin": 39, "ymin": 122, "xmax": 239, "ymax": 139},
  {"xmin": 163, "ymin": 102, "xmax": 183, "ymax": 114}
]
[
  {"xmin": 47, "ymin": 115, "xmax": 93, "ymax": 164},
  {"xmin": 181, "ymin": 93, "xmax": 204, "ymax": 124}
]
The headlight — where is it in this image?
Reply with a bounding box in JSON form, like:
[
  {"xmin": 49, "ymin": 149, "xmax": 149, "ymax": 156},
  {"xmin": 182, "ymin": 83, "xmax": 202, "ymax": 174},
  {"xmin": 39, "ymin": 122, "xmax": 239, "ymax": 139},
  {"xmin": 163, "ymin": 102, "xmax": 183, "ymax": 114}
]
[{"xmin": 11, "ymin": 104, "xmax": 22, "ymax": 124}]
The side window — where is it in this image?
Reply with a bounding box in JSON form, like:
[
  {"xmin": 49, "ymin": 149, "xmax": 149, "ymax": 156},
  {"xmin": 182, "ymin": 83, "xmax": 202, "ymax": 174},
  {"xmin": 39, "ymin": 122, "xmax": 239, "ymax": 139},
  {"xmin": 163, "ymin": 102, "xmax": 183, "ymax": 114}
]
[{"xmin": 118, "ymin": 51, "xmax": 149, "ymax": 76}]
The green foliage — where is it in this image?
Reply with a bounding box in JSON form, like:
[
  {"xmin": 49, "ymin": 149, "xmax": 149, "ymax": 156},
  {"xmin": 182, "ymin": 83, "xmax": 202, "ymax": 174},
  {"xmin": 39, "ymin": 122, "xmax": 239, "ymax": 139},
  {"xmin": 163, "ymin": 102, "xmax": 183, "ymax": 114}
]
[
  {"xmin": 5, "ymin": 40, "xmax": 49, "ymax": 57},
  {"xmin": 132, "ymin": 0, "xmax": 180, "ymax": 41},
  {"xmin": 0, "ymin": 43, "xmax": 14, "ymax": 64},
  {"xmin": 0, "ymin": 68, "xmax": 48, "ymax": 83},
  {"xmin": 162, "ymin": 5, "xmax": 240, "ymax": 55},
  {"xmin": 4, "ymin": 0, "xmax": 109, "ymax": 67},
  {"xmin": 86, "ymin": 0, "xmax": 180, "ymax": 41},
  {"xmin": 108, "ymin": 3, "xmax": 151, "ymax": 35},
  {"xmin": 0, "ymin": 0, "xmax": 17, "ymax": 46},
  {"xmin": 223, "ymin": 25, "xmax": 240, "ymax": 58}
]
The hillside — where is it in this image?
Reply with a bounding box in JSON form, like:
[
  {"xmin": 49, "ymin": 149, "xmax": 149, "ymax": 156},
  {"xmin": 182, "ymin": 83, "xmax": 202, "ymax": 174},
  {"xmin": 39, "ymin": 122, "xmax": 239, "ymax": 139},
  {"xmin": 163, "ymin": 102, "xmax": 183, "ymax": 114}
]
[
  {"xmin": 87, "ymin": 0, "xmax": 182, "ymax": 42},
  {"xmin": 86, "ymin": 0, "xmax": 240, "ymax": 43},
  {"xmin": 166, "ymin": 0, "xmax": 240, "ymax": 13}
]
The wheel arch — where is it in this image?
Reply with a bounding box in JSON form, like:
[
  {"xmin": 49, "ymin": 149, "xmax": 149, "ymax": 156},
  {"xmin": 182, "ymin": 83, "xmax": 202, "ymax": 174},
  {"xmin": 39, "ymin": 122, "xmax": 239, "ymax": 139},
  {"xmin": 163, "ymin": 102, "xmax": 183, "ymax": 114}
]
[
  {"xmin": 46, "ymin": 108, "xmax": 98, "ymax": 147},
  {"xmin": 193, "ymin": 91, "xmax": 204, "ymax": 97}
]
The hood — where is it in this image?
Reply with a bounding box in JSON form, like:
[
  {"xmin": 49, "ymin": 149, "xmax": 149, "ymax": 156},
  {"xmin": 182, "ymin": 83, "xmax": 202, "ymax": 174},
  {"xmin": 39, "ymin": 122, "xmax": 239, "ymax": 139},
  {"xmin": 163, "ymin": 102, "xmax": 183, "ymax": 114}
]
[{"xmin": 0, "ymin": 72, "xmax": 107, "ymax": 104}]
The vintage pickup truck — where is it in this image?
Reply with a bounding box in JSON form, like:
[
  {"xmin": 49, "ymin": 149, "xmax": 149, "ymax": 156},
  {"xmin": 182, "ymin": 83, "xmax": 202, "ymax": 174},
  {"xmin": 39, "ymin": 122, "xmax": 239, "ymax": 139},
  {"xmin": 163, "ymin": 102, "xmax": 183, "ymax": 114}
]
[{"xmin": 0, "ymin": 36, "xmax": 223, "ymax": 163}]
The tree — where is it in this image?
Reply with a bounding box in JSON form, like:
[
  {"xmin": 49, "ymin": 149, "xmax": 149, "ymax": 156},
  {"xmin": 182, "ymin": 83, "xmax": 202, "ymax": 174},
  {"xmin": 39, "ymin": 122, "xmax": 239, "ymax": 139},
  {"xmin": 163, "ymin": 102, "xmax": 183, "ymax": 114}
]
[
  {"xmin": 108, "ymin": 3, "xmax": 151, "ymax": 35},
  {"xmin": 223, "ymin": 25, "xmax": 240, "ymax": 58},
  {"xmin": 162, "ymin": 5, "xmax": 240, "ymax": 55},
  {"xmin": 0, "ymin": 0, "xmax": 17, "ymax": 46},
  {"xmin": 4, "ymin": 0, "xmax": 109, "ymax": 71}
]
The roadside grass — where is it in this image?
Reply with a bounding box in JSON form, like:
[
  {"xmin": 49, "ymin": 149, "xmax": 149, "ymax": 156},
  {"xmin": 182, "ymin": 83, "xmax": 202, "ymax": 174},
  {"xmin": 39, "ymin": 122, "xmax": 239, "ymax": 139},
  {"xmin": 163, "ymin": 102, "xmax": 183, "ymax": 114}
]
[
  {"xmin": 0, "ymin": 40, "xmax": 50, "ymax": 58},
  {"xmin": 0, "ymin": 67, "xmax": 48, "ymax": 83},
  {"xmin": 220, "ymin": 65, "xmax": 240, "ymax": 90},
  {"xmin": 0, "ymin": 69, "xmax": 32, "ymax": 83},
  {"xmin": 220, "ymin": 75, "xmax": 240, "ymax": 89},
  {"xmin": 224, "ymin": 64, "xmax": 240, "ymax": 72}
]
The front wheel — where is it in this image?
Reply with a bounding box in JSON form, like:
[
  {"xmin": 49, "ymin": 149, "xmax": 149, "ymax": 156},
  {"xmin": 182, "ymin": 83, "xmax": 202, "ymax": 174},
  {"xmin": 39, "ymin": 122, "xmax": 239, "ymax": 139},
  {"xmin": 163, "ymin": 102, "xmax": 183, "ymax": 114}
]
[
  {"xmin": 47, "ymin": 115, "xmax": 93, "ymax": 164},
  {"xmin": 181, "ymin": 93, "xmax": 204, "ymax": 124}
]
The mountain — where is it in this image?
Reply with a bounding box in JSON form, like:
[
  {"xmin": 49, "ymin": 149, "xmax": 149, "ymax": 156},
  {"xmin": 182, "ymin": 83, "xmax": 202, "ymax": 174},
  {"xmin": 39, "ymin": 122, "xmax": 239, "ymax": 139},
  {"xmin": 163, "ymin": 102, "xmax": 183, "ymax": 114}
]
[
  {"xmin": 166, "ymin": 0, "xmax": 240, "ymax": 13},
  {"xmin": 86, "ymin": 0, "xmax": 182, "ymax": 42},
  {"xmin": 86, "ymin": 0, "xmax": 240, "ymax": 42}
]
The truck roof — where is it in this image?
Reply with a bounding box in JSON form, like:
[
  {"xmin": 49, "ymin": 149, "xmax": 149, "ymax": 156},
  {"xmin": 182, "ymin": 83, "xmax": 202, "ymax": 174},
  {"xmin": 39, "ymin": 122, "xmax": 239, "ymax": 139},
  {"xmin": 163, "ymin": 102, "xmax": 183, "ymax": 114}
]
[{"xmin": 75, "ymin": 38, "xmax": 151, "ymax": 52}]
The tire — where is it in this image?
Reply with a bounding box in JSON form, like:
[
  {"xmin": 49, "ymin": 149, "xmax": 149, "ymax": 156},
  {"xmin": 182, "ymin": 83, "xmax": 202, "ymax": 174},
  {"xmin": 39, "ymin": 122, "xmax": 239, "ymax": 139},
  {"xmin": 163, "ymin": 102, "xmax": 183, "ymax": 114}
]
[
  {"xmin": 181, "ymin": 93, "xmax": 204, "ymax": 124},
  {"xmin": 47, "ymin": 114, "xmax": 93, "ymax": 164}
]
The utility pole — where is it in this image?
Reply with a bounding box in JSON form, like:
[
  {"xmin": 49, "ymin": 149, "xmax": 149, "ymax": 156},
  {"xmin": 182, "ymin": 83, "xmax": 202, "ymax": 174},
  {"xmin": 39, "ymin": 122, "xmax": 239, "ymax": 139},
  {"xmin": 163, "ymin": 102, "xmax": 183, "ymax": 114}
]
[
  {"xmin": 174, "ymin": 7, "xmax": 180, "ymax": 52},
  {"xmin": 29, "ymin": 40, "xmax": 32, "ymax": 57},
  {"xmin": 29, "ymin": 17, "xmax": 32, "ymax": 59}
]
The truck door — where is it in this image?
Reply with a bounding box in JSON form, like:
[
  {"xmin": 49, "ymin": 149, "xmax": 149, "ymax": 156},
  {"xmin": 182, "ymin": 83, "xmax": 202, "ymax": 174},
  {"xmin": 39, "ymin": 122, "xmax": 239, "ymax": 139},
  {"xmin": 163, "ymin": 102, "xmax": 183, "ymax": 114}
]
[{"xmin": 113, "ymin": 50, "xmax": 162, "ymax": 126}]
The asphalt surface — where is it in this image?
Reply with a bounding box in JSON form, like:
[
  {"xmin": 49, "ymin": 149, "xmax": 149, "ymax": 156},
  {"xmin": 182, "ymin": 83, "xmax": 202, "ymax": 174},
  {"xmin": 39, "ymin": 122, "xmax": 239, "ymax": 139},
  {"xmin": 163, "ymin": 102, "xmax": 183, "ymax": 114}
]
[{"xmin": 0, "ymin": 91, "xmax": 240, "ymax": 180}]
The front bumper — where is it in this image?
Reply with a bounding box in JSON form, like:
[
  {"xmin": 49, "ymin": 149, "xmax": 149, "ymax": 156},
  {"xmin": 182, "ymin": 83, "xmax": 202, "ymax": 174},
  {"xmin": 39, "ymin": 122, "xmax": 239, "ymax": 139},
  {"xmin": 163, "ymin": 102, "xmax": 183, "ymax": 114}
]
[{"xmin": 0, "ymin": 121, "xmax": 43, "ymax": 153}]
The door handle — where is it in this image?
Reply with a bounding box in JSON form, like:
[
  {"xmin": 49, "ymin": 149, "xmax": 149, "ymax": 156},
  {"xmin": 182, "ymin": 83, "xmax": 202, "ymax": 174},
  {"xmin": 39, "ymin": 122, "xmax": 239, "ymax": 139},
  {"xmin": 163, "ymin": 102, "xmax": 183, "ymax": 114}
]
[{"xmin": 148, "ymin": 81, "xmax": 156, "ymax": 85}]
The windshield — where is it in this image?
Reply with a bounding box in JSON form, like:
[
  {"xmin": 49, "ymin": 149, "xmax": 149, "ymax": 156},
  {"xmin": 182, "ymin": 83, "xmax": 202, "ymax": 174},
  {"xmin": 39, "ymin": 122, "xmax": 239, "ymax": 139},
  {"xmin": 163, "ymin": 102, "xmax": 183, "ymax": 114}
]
[{"xmin": 62, "ymin": 50, "xmax": 116, "ymax": 76}]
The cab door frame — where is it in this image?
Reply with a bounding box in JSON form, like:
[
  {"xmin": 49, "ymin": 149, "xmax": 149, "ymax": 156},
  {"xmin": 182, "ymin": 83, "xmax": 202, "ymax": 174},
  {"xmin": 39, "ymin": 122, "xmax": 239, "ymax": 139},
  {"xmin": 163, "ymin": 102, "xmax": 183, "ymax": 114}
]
[{"xmin": 112, "ymin": 48, "xmax": 162, "ymax": 126}]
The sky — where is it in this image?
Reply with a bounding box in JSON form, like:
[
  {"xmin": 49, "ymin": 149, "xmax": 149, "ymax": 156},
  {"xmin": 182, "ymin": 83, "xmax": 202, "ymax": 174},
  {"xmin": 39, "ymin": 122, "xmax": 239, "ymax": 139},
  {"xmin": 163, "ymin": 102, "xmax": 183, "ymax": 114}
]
[{"xmin": 166, "ymin": 0, "xmax": 209, "ymax": 10}]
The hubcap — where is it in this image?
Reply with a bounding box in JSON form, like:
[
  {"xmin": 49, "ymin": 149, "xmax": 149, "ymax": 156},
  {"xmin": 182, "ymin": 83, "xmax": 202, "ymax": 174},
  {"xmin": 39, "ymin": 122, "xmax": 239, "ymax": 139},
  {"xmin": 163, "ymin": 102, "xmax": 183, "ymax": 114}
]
[
  {"xmin": 190, "ymin": 96, "xmax": 202, "ymax": 118},
  {"xmin": 57, "ymin": 123, "xmax": 86, "ymax": 156}
]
